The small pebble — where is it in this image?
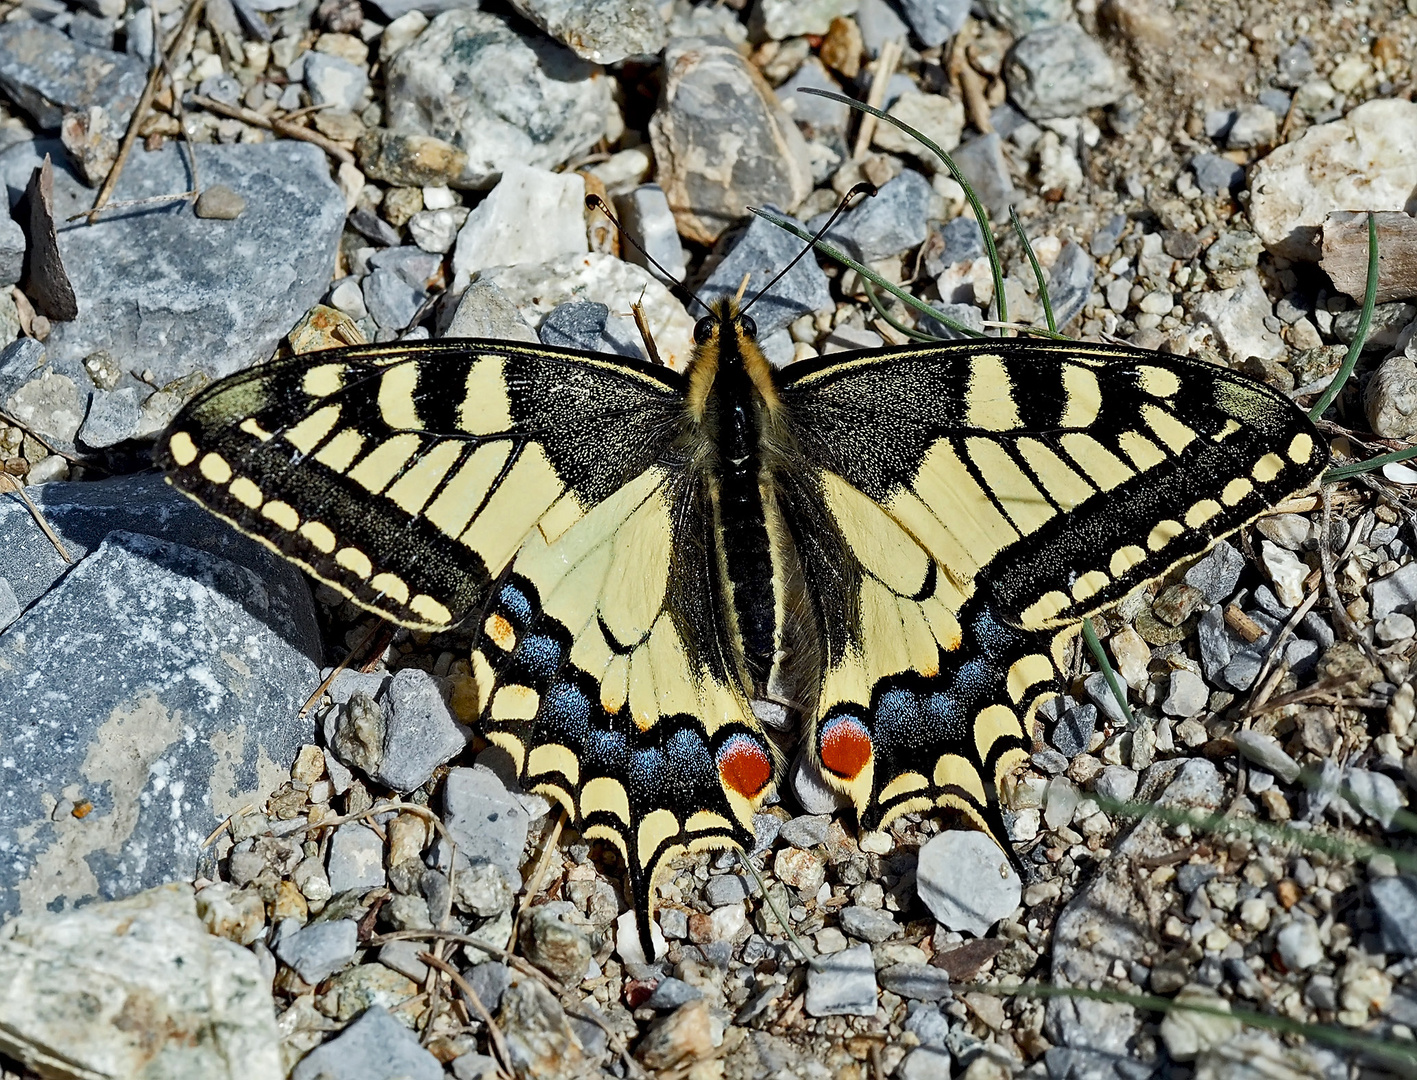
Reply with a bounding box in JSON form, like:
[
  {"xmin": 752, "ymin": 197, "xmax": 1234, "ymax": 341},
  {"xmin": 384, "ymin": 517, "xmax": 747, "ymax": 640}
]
[
  {"xmin": 194, "ymin": 185, "xmax": 246, "ymax": 220},
  {"xmin": 914, "ymin": 831, "xmax": 1021, "ymax": 937},
  {"xmin": 804, "ymin": 943, "xmax": 877, "ymax": 1017}
]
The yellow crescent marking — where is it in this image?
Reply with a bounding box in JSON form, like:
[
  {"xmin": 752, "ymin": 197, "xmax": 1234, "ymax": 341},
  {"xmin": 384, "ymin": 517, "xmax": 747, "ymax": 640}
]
[
  {"xmin": 527, "ymin": 743, "xmax": 580, "ymax": 786},
  {"xmin": 239, "ymin": 417, "xmax": 272, "ymax": 441},
  {"xmin": 282, "ymin": 404, "xmax": 342, "ymax": 455},
  {"xmin": 409, "ymin": 594, "xmax": 452, "ymax": 626},
  {"xmin": 637, "ymin": 808, "xmax": 681, "ymax": 869},
  {"xmin": 1070, "ymin": 569, "xmax": 1109, "ymax": 602},
  {"xmin": 199, "ymin": 452, "xmax": 232, "ymax": 484},
  {"xmin": 1221, "ymin": 477, "xmax": 1253, "ymax": 505},
  {"xmin": 1109, "ymin": 544, "xmax": 1147, "ymax": 577},
  {"xmin": 302, "ymin": 363, "xmax": 345, "ymax": 397},
  {"xmin": 369, "ymin": 572, "xmax": 409, "ymax": 605},
  {"xmin": 1059, "ymin": 364, "xmax": 1101, "ymax": 428},
  {"xmin": 1185, "ymin": 499, "xmax": 1221, "ymax": 529},
  {"xmin": 484, "ymin": 613, "xmax": 516, "ymax": 652},
  {"xmin": 490, "ymin": 684, "xmax": 539, "ymax": 721},
  {"xmin": 228, "ymin": 476, "xmax": 263, "ymax": 509},
  {"xmin": 261, "ymin": 500, "xmax": 299, "ymax": 531},
  {"xmin": 974, "ymin": 703, "xmax": 1023, "ymax": 762},
  {"xmin": 1137, "ymin": 365, "xmax": 1181, "ymax": 399},
  {"xmin": 1252, "ymin": 453, "xmax": 1285, "ymax": 483},
  {"xmin": 312, "ymin": 427, "xmax": 366, "ymax": 472},
  {"xmin": 1288, "ymin": 432, "xmax": 1314, "ymax": 463},
  {"xmin": 335, "ymin": 546, "xmax": 373, "ymax": 577},
  {"xmin": 684, "ymin": 810, "xmax": 734, "ymax": 833},
  {"xmin": 377, "ymin": 362, "xmax": 421, "ymax": 428},
  {"xmin": 168, "ymin": 431, "xmax": 198, "ymax": 465},
  {"xmin": 1142, "ymin": 404, "xmax": 1197, "ymax": 455},
  {"xmin": 1147, "ymin": 519, "xmax": 1184, "ymax": 551},
  {"xmin": 1019, "ymin": 589, "xmax": 1071, "ymax": 629},
  {"xmin": 933, "ymin": 753, "xmax": 988, "ymax": 805},
  {"xmin": 1006, "ymin": 653, "xmax": 1054, "ymax": 703},
  {"xmin": 966, "ymin": 353, "xmax": 1020, "ymax": 430},
  {"xmin": 581, "ymin": 776, "xmax": 630, "ymax": 824},
  {"xmin": 878, "ymin": 771, "xmax": 929, "ymax": 804},
  {"xmin": 299, "ymin": 520, "xmax": 337, "ymax": 553}
]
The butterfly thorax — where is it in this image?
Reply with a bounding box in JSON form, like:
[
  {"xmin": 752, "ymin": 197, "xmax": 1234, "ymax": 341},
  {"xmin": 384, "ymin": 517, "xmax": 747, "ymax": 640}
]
[{"xmin": 684, "ymin": 302, "xmax": 799, "ymax": 700}]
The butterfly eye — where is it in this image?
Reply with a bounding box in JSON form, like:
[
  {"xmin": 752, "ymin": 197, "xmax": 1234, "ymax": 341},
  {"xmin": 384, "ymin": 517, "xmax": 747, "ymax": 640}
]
[
  {"xmin": 739, "ymin": 315, "xmax": 757, "ymax": 339},
  {"xmin": 693, "ymin": 317, "xmax": 714, "ymax": 344}
]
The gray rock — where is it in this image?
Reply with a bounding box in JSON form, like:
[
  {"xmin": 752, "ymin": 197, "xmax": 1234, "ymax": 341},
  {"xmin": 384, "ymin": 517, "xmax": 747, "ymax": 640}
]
[
  {"xmin": 0, "ymin": 577, "xmax": 17, "ymax": 631},
  {"xmin": 498, "ymin": 979, "xmax": 594, "ymax": 1077},
  {"xmin": 407, "ymin": 205, "xmax": 469, "ymax": 254},
  {"xmin": 1372, "ymin": 875, "xmax": 1417, "ymax": 958},
  {"xmin": 378, "ymin": 939, "xmax": 431, "ymax": 982},
  {"xmin": 1046, "ymin": 240, "xmax": 1095, "ymax": 330},
  {"xmin": 442, "ymin": 765, "xmax": 532, "ymax": 890},
  {"xmin": 507, "ymin": 0, "xmax": 667, "ymax": 65},
  {"xmin": 777, "ymin": 58, "xmax": 850, "ymax": 137},
  {"xmin": 76, "ymin": 386, "xmax": 139, "ymax": 448},
  {"xmin": 898, "ymin": 1046, "xmax": 953, "ymax": 1080},
  {"xmin": 896, "ymin": 0, "xmax": 970, "ymax": 46},
  {"xmin": 384, "ymin": 10, "xmax": 612, "ymax": 188},
  {"xmin": 1084, "ymin": 670, "xmax": 1128, "ymax": 727},
  {"xmin": 348, "ymin": 206, "xmax": 401, "ymax": 247},
  {"xmin": 1197, "ymin": 605, "xmax": 1232, "ymax": 682},
  {"xmin": 790, "ymin": 752, "xmax": 850, "ymax": 815},
  {"xmin": 1345, "ymin": 768, "xmax": 1403, "ymax": 828},
  {"xmin": 839, "ymin": 905, "xmax": 897, "ymax": 943},
  {"xmin": 923, "ymin": 215, "xmax": 984, "ymax": 277},
  {"xmin": 704, "ymin": 874, "xmax": 756, "ymax": 907},
  {"xmin": 809, "ymin": 169, "xmax": 932, "ymax": 262},
  {"xmin": 805, "ymin": 943, "xmax": 877, "ymax": 1017},
  {"xmin": 1005, "ymin": 23, "xmax": 1126, "ymax": 121},
  {"xmin": 650, "ymin": 37, "xmax": 813, "ymax": 245},
  {"xmin": 198, "ymin": 73, "xmax": 243, "ymax": 108},
  {"xmin": 0, "ymin": 883, "xmax": 281, "ymax": 1080},
  {"xmin": 1232, "ymin": 730, "xmax": 1300, "ymax": 784},
  {"xmin": 779, "ymin": 814, "xmax": 832, "ymax": 849},
  {"xmin": 856, "ymin": 0, "xmax": 908, "ymax": 55},
  {"xmin": 0, "ymin": 485, "xmax": 319, "ymax": 919},
  {"xmin": 1184, "ymin": 540, "xmax": 1244, "ymax": 605},
  {"xmin": 1371, "ymin": 561, "xmax": 1417, "ymax": 620},
  {"xmin": 700, "ymin": 209, "xmax": 832, "ymax": 338},
  {"xmin": 1093, "ymin": 766, "xmax": 1138, "ymax": 804},
  {"xmin": 367, "ymin": 0, "xmax": 466, "ymax": 17},
  {"xmin": 645, "ymin": 976, "xmax": 702, "ymax": 1009},
  {"xmin": 0, "ymin": 140, "xmax": 344, "ymax": 387},
  {"xmin": 290, "ymin": 1004, "xmax": 442, "ymax": 1080},
  {"xmin": 0, "ymin": 213, "xmax": 23, "ymax": 286},
  {"xmin": 1162, "ymin": 669, "xmax": 1209, "ymax": 718},
  {"xmin": 0, "ymin": 22, "xmax": 144, "ymax": 130},
  {"xmin": 918, "ymin": 301, "xmax": 984, "ymax": 339},
  {"xmin": 915, "ymin": 830, "xmax": 1021, "ymax": 936},
  {"xmin": 326, "ymin": 823, "xmax": 387, "ymax": 895},
  {"xmin": 1090, "ymin": 213, "xmax": 1127, "ymax": 258},
  {"xmin": 540, "ymin": 301, "xmax": 610, "ymax": 352},
  {"xmin": 1052, "ymin": 702, "xmax": 1096, "ymax": 758},
  {"xmin": 522, "ymin": 900, "xmax": 593, "ymax": 983},
  {"xmin": 947, "ymin": 132, "xmax": 1016, "ymax": 220},
  {"xmin": 1032, "ymin": 748, "xmax": 1067, "ymax": 774},
  {"xmin": 904, "ymin": 1001, "xmax": 950, "ymax": 1046},
  {"xmin": 1174, "ymin": 863, "xmax": 1218, "ymax": 895},
  {"xmin": 463, "ymin": 961, "xmax": 512, "ymax": 1013},
  {"xmin": 441, "ymin": 278, "xmax": 539, "ymax": 342},
  {"xmin": 616, "ymin": 184, "xmax": 687, "ymax": 285},
  {"xmin": 1275, "ymin": 916, "xmax": 1323, "ymax": 971},
  {"xmin": 363, "ymin": 267, "xmax": 424, "ymax": 330},
  {"xmin": 878, "ymin": 963, "xmax": 952, "ymax": 1000},
  {"xmin": 978, "ymin": 0, "xmax": 1070, "ymax": 34},
  {"xmin": 377, "ymin": 667, "xmax": 467, "ymax": 792},
  {"xmin": 1047, "ymin": 760, "xmax": 1223, "ymax": 1066},
  {"xmin": 274, "ymin": 918, "xmax": 360, "ymax": 985},
  {"xmin": 303, "ymin": 52, "xmax": 368, "ymax": 111}
]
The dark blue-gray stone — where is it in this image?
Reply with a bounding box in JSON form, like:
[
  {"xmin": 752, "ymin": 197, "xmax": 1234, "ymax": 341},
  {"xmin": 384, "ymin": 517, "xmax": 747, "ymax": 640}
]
[
  {"xmin": 1047, "ymin": 240, "xmax": 1095, "ymax": 330},
  {"xmin": 1373, "ymin": 876, "xmax": 1417, "ymax": 958},
  {"xmin": 290, "ymin": 1005, "xmax": 443, "ymax": 1080},
  {"xmin": 363, "ymin": 267, "xmax": 425, "ymax": 331},
  {"xmin": 700, "ymin": 209, "xmax": 832, "ymax": 338},
  {"xmin": 1052, "ymin": 702, "xmax": 1096, "ymax": 758},
  {"xmin": 1190, "ymin": 153, "xmax": 1245, "ymax": 198},
  {"xmin": 0, "ymin": 21, "xmax": 145, "ymax": 129},
  {"xmin": 0, "ymin": 475, "xmax": 320, "ymax": 920},
  {"xmin": 918, "ymin": 301, "xmax": 984, "ymax": 340},
  {"xmin": 896, "ymin": 0, "xmax": 971, "ymax": 46},
  {"xmin": 948, "ymin": 132, "xmax": 1017, "ymax": 220},
  {"xmin": 540, "ymin": 301, "xmax": 610, "ymax": 351},
  {"xmin": 1004, "ymin": 23, "xmax": 1126, "ymax": 120},
  {"xmin": 645, "ymin": 976, "xmax": 703, "ymax": 1010},
  {"xmin": 808, "ymin": 169, "xmax": 933, "ymax": 262},
  {"xmin": 0, "ymin": 139, "xmax": 345, "ymax": 386},
  {"xmin": 777, "ymin": 58, "xmax": 850, "ymax": 137},
  {"xmin": 924, "ymin": 214, "xmax": 985, "ymax": 277},
  {"xmin": 348, "ymin": 206, "xmax": 401, "ymax": 247}
]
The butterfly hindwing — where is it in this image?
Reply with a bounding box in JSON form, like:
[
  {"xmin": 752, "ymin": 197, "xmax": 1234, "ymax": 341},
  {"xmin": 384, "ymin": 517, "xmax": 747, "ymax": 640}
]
[
  {"xmin": 781, "ymin": 339, "xmax": 1326, "ymax": 834},
  {"xmin": 157, "ymin": 341, "xmax": 686, "ymax": 631},
  {"xmin": 473, "ymin": 465, "xmax": 776, "ymax": 953}
]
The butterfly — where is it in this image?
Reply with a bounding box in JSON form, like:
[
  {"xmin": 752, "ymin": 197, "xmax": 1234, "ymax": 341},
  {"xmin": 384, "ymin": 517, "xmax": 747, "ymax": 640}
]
[{"xmin": 157, "ymin": 292, "xmax": 1326, "ymax": 958}]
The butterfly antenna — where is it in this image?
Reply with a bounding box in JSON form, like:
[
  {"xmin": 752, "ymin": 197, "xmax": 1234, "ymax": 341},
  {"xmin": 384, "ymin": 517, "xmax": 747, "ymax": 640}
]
[
  {"xmin": 741, "ymin": 181, "xmax": 877, "ymax": 316},
  {"xmin": 585, "ymin": 194, "xmax": 711, "ymax": 317}
]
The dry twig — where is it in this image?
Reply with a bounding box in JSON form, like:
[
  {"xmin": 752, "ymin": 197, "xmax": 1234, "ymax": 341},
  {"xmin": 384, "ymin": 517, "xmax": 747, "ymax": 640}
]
[
  {"xmin": 852, "ymin": 38, "xmax": 901, "ymax": 160},
  {"xmin": 420, "ymin": 951, "xmax": 515, "ymax": 1079},
  {"xmin": 188, "ymin": 95, "xmax": 356, "ymax": 165},
  {"xmin": 0, "ymin": 472, "xmax": 72, "ymax": 561}
]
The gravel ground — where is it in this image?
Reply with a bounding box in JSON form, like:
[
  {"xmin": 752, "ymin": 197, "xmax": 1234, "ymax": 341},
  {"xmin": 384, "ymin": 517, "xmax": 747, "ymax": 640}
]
[{"xmin": 1, "ymin": 1, "xmax": 1416, "ymax": 1078}]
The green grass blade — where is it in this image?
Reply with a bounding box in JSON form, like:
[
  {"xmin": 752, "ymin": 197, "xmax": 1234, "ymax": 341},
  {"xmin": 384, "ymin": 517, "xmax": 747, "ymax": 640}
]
[
  {"xmin": 751, "ymin": 207, "xmax": 986, "ymax": 338},
  {"xmin": 1323, "ymin": 444, "xmax": 1417, "ymax": 483},
  {"xmin": 1009, "ymin": 206, "xmax": 1057, "ymax": 335},
  {"xmin": 1309, "ymin": 212, "xmax": 1378, "ymax": 421},
  {"xmin": 859, "ymin": 275, "xmax": 942, "ymax": 341},
  {"xmin": 1082, "ymin": 618, "xmax": 1136, "ymax": 726},
  {"xmin": 798, "ymin": 87, "xmax": 1009, "ymax": 330}
]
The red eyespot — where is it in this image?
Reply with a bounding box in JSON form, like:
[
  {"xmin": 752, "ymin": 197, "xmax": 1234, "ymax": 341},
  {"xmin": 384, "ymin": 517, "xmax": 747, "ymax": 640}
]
[
  {"xmin": 819, "ymin": 716, "xmax": 873, "ymax": 780},
  {"xmin": 717, "ymin": 735, "xmax": 772, "ymax": 799}
]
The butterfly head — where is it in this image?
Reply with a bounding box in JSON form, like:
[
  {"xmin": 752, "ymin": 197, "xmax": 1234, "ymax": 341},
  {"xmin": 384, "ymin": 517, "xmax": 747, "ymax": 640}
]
[{"xmin": 685, "ymin": 298, "xmax": 779, "ymax": 422}]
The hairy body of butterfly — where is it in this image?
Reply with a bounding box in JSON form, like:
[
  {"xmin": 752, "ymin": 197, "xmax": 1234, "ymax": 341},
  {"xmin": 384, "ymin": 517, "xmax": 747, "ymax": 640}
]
[{"xmin": 158, "ymin": 301, "xmax": 1326, "ymax": 957}]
